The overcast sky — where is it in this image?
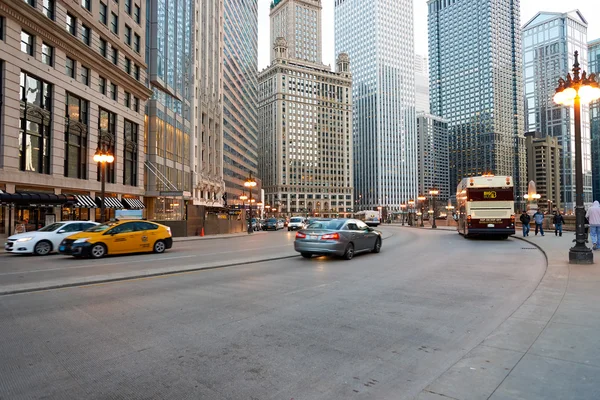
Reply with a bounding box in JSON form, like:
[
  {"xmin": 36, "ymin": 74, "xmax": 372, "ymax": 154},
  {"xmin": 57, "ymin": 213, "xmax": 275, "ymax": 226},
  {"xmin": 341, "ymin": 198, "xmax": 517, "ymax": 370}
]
[{"xmin": 257, "ymin": 0, "xmax": 600, "ymax": 70}]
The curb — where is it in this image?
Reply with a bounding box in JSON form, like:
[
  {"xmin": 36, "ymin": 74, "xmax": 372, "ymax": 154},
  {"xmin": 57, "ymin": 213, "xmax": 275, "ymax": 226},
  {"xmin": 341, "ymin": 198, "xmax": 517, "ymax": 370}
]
[
  {"xmin": 510, "ymin": 234, "xmax": 549, "ymax": 265},
  {"xmin": 173, "ymin": 231, "xmax": 268, "ymax": 242}
]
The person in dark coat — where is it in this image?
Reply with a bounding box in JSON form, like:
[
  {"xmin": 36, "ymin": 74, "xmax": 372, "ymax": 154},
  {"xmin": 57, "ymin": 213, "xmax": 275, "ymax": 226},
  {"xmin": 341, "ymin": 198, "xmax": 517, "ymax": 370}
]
[
  {"xmin": 552, "ymin": 211, "xmax": 564, "ymax": 237},
  {"xmin": 519, "ymin": 210, "xmax": 531, "ymax": 237}
]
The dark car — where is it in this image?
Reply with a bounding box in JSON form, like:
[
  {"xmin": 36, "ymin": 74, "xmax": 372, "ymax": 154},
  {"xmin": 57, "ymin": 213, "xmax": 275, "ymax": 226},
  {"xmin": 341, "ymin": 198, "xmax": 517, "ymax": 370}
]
[
  {"xmin": 294, "ymin": 218, "xmax": 382, "ymax": 260},
  {"xmin": 264, "ymin": 218, "xmax": 280, "ymax": 231}
]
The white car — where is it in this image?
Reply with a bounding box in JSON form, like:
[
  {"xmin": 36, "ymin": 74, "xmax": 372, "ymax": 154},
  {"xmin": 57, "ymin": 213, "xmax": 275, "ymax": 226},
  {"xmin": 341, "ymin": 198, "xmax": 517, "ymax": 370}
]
[
  {"xmin": 287, "ymin": 217, "xmax": 307, "ymax": 231},
  {"xmin": 4, "ymin": 221, "xmax": 98, "ymax": 256}
]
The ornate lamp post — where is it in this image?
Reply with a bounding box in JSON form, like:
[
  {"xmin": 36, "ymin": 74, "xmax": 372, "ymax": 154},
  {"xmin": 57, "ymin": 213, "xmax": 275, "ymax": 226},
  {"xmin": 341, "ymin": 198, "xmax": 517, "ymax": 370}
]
[
  {"xmin": 265, "ymin": 204, "xmax": 271, "ymax": 218},
  {"xmin": 244, "ymin": 173, "xmax": 257, "ymax": 234},
  {"xmin": 553, "ymin": 51, "xmax": 600, "ymax": 264},
  {"xmin": 400, "ymin": 203, "xmax": 406, "ymax": 226},
  {"xmin": 408, "ymin": 199, "xmax": 415, "ymax": 226},
  {"xmin": 93, "ymin": 144, "xmax": 114, "ymax": 223},
  {"xmin": 429, "ymin": 189, "xmax": 439, "ymax": 229},
  {"xmin": 417, "ymin": 195, "xmax": 426, "ymax": 227}
]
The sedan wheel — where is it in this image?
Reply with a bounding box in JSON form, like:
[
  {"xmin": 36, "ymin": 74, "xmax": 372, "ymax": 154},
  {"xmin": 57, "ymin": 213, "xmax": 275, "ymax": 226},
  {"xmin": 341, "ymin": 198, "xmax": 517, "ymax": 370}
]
[
  {"xmin": 153, "ymin": 240, "xmax": 166, "ymax": 254},
  {"xmin": 372, "ymin": 238, "xmax": 382, "ymax": 253},
  {"xmin": 34, "ymin": 240, "xmax": 52, "ymax": 256},
  {"xmin": 343, "ymin": 243, "xmax": 355, "ymax": 260},
  {"xmin": 301, "ymin": 252, "xmax": 312, "ymax": 259},
  {"xmin": 90, "ymin": 243, "xmax": 106, "ymax": 259}
]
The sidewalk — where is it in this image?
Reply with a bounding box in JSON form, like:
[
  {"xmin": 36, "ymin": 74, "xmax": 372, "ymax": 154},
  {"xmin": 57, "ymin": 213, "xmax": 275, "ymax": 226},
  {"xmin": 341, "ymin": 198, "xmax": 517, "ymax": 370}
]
[
  {"xmin": 173, "ymin": 230, "xmax": 267, "ymax": 242},
  {"xmin": 418, "ymin": 231, "xmax": 600, "ymax": 399}
]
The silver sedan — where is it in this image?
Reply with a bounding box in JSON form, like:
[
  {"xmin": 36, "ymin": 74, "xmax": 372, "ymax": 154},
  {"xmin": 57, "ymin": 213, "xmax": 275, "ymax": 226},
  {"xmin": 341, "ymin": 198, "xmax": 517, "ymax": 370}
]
[{"xmin": 293, "ymin": 219, "xmax": 382, "ymax": 260}]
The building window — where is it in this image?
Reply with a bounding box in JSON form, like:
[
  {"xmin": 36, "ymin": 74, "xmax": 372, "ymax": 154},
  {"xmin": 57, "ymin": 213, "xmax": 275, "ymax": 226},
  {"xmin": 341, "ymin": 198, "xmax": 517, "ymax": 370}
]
[
  {"xmin": 98, "ymin": 108, "xmax": 116, "ymax": 183},
  {"xmin": 125, "ymin": 25, "xmax": 131, "ymax": 46},
  {"xmin": 125, "ymin": 57, "xmax": 131, "ymax": 74},
  {"xmin": 81, "ymin": 0, "xmax": 91, "ymax": 11},
  {"xmin": 81, "ymin": 66, "xmax": 89, "ymax": 86},
  {"xmin": 66, "ymin": 13, "xmax": 76, "ymax": 35},
  {"xmin": 21, "ymin": 31, "xmax": 34, "ymax": 56},
  {"xmin": 24, "ymin": 0, "xmax": 36, "ymax": 7},
  {"xmin": 0, "ymin": 17, "xmax": 4, "ymax": 41},
  {"xmin": 134, "ymin": 4, "xmax": 140, "ymax": 24},
  {"xmin": 19, "ymin": 71, "xmax": 52, "ymax": 174},
  {"xmin": 110, "ymin": 12, "xmax": 118, "ymax": 34},
  {"xmin": 133, "ymin": 97, "xmax": 139, "ymax": 112},
  {"xmin": 99, "ymin": 38, "xmax": 107, "ymax": 57},
  {"xmin": 43, "ymin": 0, "xmax": 54, "ymax": 20},
  {"xmin": 111, "ymin": 47, "xmax": 118, "ymax": 65},
  {"xmin": 110, "ymin": 83, "xmax": 117, "ymax": 101},
  {"xmin": 99, "ymin": 2, "xmax": 107, "ymax": 24},
  {"xmin": 65, "ymin": 92, "xmax": 88, "ymax": 179},
  {"xmin": 123, "ymin": 120, "xmax": 138, "ymax": 186},
  {"xmin": 66, "ymin": 57, "xmax": 75, "ymax": 78},
  {"xmin": 82, "ymin": 25, "xmax": 91, "ymax": 46},
  {"xmin": 134, "ymin": 65, "xmax": 140, "ymax": 80},
  {"xmin": 125, "ymin": 0, "xmax": 131, "ymax": 14},
  {"xmin": 124, "ymin": 91, "xmax": 130, "ymax": 107},
  {"xmin": 99, "ymin": 76, "xmax": 106, "ymax": 94},
  {"xmin": 133, "ymin": 33, "xmax": 140, "ymax": 53},
  {"xmin": 41, "ymin": 43, "xmax": 53, "ymax": 66}
]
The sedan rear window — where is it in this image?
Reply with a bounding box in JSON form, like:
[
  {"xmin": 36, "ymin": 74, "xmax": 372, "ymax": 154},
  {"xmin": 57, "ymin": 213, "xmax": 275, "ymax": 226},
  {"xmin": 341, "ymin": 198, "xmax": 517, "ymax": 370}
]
[{"xmin": 307, "ymin": 220, "xmax": 345, "ymax": 230}]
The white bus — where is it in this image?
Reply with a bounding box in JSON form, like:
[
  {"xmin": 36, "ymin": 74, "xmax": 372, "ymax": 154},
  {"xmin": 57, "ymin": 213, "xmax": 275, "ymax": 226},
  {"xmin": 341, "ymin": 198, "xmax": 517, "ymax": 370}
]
[
  {"xmin": 355, "ymin": 210, "xmax": 381, "ymax": 227},
  {"xmin": 456, "ymin": 175, "xmax": 515, "ymax": 238}
]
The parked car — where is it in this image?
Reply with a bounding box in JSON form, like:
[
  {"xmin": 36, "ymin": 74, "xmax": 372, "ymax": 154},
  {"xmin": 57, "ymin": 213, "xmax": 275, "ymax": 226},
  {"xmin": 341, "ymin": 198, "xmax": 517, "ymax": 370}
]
[
  {"xmin": 264, "ymin": 218, "xmax": 280, "ymax": 231},
  {"xmin": 4, "ymin": 221, "xmax": 99, "ymax": 256},
  {"xmin": 250, "ymin": 218, "xmax": 261, "ymax": 231},
  {"xmin": 59, "ymin": 220, "xmax": 173, "ymax": 259},
  {"xmin": 294, "ymin": 218, "xmax": 382, "ymax": 260},
  {"xmin": 277, "ymin": 219, "xmax": 285, "ymax": 229},
  {"xmin": 260, "ymin": 219, "xmax": 268, "ymax": 230},
  {"xmin": 288, "ymin": 217, "xmax": 307, "ymax": 231}
]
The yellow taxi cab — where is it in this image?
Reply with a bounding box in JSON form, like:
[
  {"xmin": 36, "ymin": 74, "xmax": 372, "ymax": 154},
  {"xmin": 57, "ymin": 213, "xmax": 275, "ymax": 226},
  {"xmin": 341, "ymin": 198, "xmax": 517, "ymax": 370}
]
[{"xmin": 58, "ymin": 220, "xmax": 173, "ymax": 259}]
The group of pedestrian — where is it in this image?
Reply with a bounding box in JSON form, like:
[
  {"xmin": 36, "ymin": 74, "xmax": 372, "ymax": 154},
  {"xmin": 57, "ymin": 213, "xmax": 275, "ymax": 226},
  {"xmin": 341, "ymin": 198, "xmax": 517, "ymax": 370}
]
[{"xmin": 519, "ymin": 209, "xmax": 564, "ymax": 237}]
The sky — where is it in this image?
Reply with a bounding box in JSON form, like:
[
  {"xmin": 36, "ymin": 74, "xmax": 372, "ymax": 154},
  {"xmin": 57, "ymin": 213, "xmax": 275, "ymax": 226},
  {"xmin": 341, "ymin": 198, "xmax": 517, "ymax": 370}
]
[{"xmin": 257, "ymin": 0, "xmax": 600, "ymax": 70}]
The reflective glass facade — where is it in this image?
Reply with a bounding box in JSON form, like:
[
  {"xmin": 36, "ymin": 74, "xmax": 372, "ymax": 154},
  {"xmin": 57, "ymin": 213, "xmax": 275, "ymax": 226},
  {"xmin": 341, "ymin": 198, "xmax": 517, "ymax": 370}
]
[
  {"xmin": 589, "ymin": 39, "xmax": 600, "ymax": 201},
  {"xmin": 523, "ymin": 11, "xmax": 591, "ymax": 209},
  {"xmin": 223, "ymin": 0, "xmax": 259, "ymax": 204},
  {"xmin": 417, "ymin": 113, "xmax": 449, "ymax": 202},
  {"xmin": 335, "ymin": 0, "xmax": 417, "ymax": 211},
  {"xmin": 428, "ymin": 0, "xmax": 526, "ymax": 202}
]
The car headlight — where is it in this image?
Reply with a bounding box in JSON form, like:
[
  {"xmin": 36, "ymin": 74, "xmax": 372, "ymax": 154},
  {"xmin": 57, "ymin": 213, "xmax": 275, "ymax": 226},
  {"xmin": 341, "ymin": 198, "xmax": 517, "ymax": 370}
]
[
  {"xmin": 16, "ymin": 237, "xmax": 33, "ymax": 242},
  {"xmin": 74, "ymin": 238, "xmax": 91, "ymax": 244}
]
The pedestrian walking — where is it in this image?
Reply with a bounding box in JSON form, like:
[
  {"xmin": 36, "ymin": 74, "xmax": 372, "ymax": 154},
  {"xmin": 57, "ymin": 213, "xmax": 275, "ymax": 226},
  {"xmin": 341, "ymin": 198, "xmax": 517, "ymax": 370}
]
[
  {"xmin": 552, "ymin": 211, "xmax": 564, "ymax": 237},
  {"xmin": 533, "ymin": 209, "xmax": 545, "ymax": 236},
  {"xmin": 519, "ymin": 210, "xmax": 531, "ymax": 237},
  {"xmin": 585, "ymin": 201, "xmax": 600, "ymax": 250}
]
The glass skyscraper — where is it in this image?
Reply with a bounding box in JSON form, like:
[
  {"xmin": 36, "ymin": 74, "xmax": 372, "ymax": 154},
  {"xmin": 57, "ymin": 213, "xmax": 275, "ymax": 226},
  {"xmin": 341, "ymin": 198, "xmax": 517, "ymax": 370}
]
[
  {"xmin": 223, "ymin": 0, "xmax": 259, "ymax": 204},
  {"xmin": 523, "ymin": 11, "xmax": 591, "ymax": 210},
  {"xmin": 428, "ymin": 0, "xmax": 526, "ymax": 203},
  {"xmin": 589, "ymin": 38, "xmax": 600, "ymax": 201},
  {"xmin": 335, "ymin": 0, "xmax": 417, "ymax": 211}
]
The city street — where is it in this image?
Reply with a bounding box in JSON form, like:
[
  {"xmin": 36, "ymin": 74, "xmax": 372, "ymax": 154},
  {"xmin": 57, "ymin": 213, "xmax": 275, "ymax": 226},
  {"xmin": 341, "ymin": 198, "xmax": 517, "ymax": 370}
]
[{"xmin": 0, "ymin": 227, "xmax": 546, "ymax": 399}]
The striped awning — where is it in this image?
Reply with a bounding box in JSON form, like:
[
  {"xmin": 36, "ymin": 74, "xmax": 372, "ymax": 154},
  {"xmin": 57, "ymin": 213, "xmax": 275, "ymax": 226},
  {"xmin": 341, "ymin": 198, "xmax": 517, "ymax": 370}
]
[
  {"xmin": 73, "ymin": 195, "xmax": 97, "ymax": 208},
  {"xmin": 121, "ymin": 198, "xmax": 145, "ymax": 209},
  {"xmin": 96, "ymin": 196, "xmax": 123, "ymax": 209}
]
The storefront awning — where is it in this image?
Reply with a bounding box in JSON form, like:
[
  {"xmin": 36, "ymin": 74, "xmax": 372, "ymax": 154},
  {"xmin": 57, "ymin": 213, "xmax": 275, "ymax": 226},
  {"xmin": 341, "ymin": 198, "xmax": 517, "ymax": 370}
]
[
  {"xmin": 0, "ymin": 193, "xmax": 75, "ymax": 206},
  {"xmin": 121, "ymin": 198, "xmax": 145, "ymax": 209},
  {"xmin": 96, "ymin": 196, "xmax": 123, "ymax": 209},
  {"xmin": 74, "ymin": 195, "xmax": 97, "ymax": 208}
]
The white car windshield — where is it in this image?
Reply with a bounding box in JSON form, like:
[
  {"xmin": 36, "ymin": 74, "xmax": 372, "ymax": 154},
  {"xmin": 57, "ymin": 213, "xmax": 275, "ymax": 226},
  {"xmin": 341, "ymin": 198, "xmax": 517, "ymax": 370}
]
[
  {"xmin": 38, "ymin": 223, "xmax": 66, "ymax": 232},
  {"xmin": 290, "ymin": 218, "xmax": 304, "ymax": 222}
]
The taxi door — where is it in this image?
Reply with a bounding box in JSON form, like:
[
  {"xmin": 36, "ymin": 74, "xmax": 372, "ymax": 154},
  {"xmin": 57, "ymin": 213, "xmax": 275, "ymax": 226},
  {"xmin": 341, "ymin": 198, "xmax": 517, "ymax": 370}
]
[
  {"xmin": 133, "ymin": 221, "xmax": 157, "ymax": 252},
  {"xmin": 106, "ymin": 222, "xmax": 142, "ymax": 254}
]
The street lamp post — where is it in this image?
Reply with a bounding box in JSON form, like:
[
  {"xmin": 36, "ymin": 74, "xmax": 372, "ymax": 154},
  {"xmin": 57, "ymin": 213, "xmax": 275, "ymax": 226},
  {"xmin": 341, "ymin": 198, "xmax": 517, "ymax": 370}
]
[
  {"xmin": 429, "ymin": 189, "xmax": 439, "ymax": 229},
  {"xmin": 417, "ymin": 195, "xmax": 426, "ymax": 227},
  {"xmin": 265, "ymin": 204, "xmax": 271, "ymax": 218},
  {"xmin": 553, "ymin": 51, "xmax": 600, "ymax": 264},
  {"xmin": 400, "ymin": 203, "xmax": 406, "ymax": 226},
  {"xmin": 244, "ymin": 173, "xmax": 257, "ymax": 234},
  {"xmin": 408, "ymin": 199, "xmax": 415, "ymax": 226},
  {"xmin": 93, "ymin": 144, "xmax": 115, "ymax": 223}
]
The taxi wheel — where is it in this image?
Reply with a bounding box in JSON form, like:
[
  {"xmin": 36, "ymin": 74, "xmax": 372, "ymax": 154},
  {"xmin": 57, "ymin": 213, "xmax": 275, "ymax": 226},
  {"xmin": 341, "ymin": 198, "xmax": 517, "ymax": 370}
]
[
  {"xmin": 34, "ymin": 240, "xmax": 52, "ymax": 256},
  {"xmin": 153, "ymin": 240, "xmax": 166, "ymax": 254},
  {"xmin": 90, "ymin": 243, "xmax": 107, "ymax": 259}
]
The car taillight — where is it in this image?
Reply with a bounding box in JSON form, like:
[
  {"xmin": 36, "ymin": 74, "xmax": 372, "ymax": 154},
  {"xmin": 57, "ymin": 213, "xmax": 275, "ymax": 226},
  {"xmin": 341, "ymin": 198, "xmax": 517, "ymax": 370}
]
[
  {"xmin": 321, "ymin": 233, "xmax": 340, "ymax": 240},
  {"xmin": 166, "ymin": 227, "xmax": 172, "ymax": 236},
  {"xmin": 296, "ymin": 232, "xmax": 306, "ymax": 239}
]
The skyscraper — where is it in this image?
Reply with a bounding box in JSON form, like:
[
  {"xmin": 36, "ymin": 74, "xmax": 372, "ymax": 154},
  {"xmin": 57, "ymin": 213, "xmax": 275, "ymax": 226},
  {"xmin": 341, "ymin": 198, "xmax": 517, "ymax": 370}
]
[
  {"xmin": 335, "ymin": 0, "xmax": 417, "ymax": 211},
  {"xmin": 223, "ymin": 0, "xmax": 259, "ymax": 205},
  {"xmin": 589, "ymin": 38, "xmax": 600, "ymax": 201},
  {"xmin": 415, "ymin": 54, "xmax": 430, "ymax": 114},
  {"xmin": 417, "ymin": 113, "xmax": 449, "ymax": 202},
  {"xmin": 258, "ymin": 0, "xmax": 354, "ymax": 217},
  {"xmin": 523, "ymin": 10, "xmax": 591, "ymax": 210},
  {"xmin": 428, "ymin": 0, "xmax": 526, "ymax": 202}
]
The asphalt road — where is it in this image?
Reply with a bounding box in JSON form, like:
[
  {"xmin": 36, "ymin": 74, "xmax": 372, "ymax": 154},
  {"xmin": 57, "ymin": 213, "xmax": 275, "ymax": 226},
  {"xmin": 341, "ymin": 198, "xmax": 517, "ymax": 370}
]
[{"xmin": 0, "ymin": 227, "xmax": 546, "ymax": 399}]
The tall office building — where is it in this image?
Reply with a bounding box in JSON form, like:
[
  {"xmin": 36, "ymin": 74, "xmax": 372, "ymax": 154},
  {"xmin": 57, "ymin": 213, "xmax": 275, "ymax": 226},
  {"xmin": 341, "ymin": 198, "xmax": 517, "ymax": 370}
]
[
  {"xmin": 589, "ymin": 38, "xmax": 600, "ymax": 201},
  {"xmin": 145, "ymin": 0, "xmax": 195, "ymax": 220},
  {"xmin": 417, "ymin": 113, "xmax": 449, "ymax": 202},
  {"xmin": 335, "ymin": 0, "xmax": 417, "ymax": 211},
  {"xmin": 0, "ymin": 0, "xmax": 152, "ymax": 236},
  {"xmin": 223, "ymin": 0, "xmax": 259, "ymax": 205},
  {"xmin": 415, "ymin": 54, "xmax": 430, "ymax": 114},
  {"xmin": 258, "ymin": 0, "xmax": 354, "ymax": 217},
  {"xmin": 523, "ymin": 10, "xmax": 591, "ymax": 210},
  {"xmin": 525, "ymin": 131, "xmax": 562, "ymax": 211},
  {"xmin": 428, "ymin": 0, "xmax": 526, "ymax": 202}
]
